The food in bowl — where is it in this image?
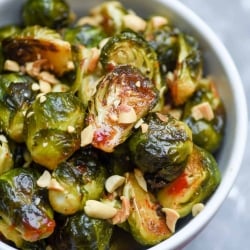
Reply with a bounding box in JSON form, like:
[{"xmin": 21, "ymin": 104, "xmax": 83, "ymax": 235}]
[{"xmin": 0, "ymin": 0, "xmax": 228, "ymax": 249}]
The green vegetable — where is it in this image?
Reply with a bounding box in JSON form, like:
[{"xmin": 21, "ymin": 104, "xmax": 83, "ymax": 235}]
[
  {"xmin": 49, "ymin": 147, "xmax": 107, "ymax": 215},
  {"xmin": 63, "ymin": 24, "xmax": 107, "ymax": 48},
  {"xmin": 157, "ymin": 145, "xmax": 221, "ymax": 217},
  {"xmin": 52, "ymin": 212, "xmax": 113, "ymax": 250},
  {"xmin": 182, "ymin": 78, "xmax": 225, "ymax": 152},
  {"xmin": 129, "ymin": 113, "xmax": 193, "ymax": 183},
  {"xmin": 2, "ymin": 25, "xmax": 73, "ymax": 76},
  {"xmin": 88, "ymin": 65, "xmax": 158, "ymax": 152},
  {"xmin": 123, "ymin": 172, "xmax": 171, "ymax": 245},
  {"xmin": 0, "ymin": 73, "xmax": 38, "ymax": 142},
  {"xmin": 24, "ymin": 92, "xmax": 85, "ymax": 170},
  {"xmin": 100, "ymin": 30, "xmax": 162, "ymax": 91},
  {"xmin": 22, "ymin": 0, "xmax": 74, "ymax": 29},
  {"xmin": 0, "ymin": 25, "xmax": 20, "ymax": 41},
  {"xmin": 0, "ymin": 168, "xmax": 55, "ymax": 243}
]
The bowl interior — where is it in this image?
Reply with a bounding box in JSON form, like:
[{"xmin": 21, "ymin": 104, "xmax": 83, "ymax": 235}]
[{"xmin": 0, "ymin": 0, "xmax": 247, "ymax": 250}]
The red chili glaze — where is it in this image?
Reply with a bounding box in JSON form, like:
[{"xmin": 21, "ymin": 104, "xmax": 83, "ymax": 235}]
[{"xmin": 166, "ymin": 172, "xmax": 189, "ymax": 196}]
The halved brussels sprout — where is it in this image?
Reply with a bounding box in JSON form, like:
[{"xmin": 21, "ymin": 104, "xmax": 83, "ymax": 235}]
[
  {"xmin": 0, "ymin": 73, "xmax": 38, "ymax": 142},
  {"xmin": 87, "ymin": 65, "xmax": 158, "ymax": 152},
  {"xmin": 89, "ymin": 1, "xmax": 128, "ymax": 35},
  {"xmin": 182, "ymin": 78, "xmax": 225, "ymax": 153},
  {"xmin": 63, "ymin": 24, "xmax": 107, "ymax": 48},
  {"xmin": 24, "ymin": 92, "xmax": 85, "ymax": 170},
  {"xmin": 129, "ymin": 113, "xmax": 193, "ymax": 183},
  {"xmin": 52, "ymin": 212, "xmax": 113, "ymax": 250},
  {"xmin": 0, "ymin": 168, "xmax": 55, "ymax": 243},
  {"xmin": 2, "ymin": 26, "xmax": 73, "ymax": 76},
  {"xmin": 48, "ymin": 147, "xmax": 107, "ymax": 215},
  {"xmin": 123, "ymin": 172, "xmax": 171, "ymax": 245},
  {"xmin": 100, "ymin": 30, "xmax": 162, "ymax": 91},
  {"xmin": 22, "ymin": 0, "xmax": 74, "ymax": 29},
  {"xmin": 157, "ymin": 145, "xmax": 221, "ymax": 217}
]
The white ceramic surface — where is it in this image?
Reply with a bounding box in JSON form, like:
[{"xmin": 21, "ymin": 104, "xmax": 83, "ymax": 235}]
[{"xmin": 0, "ymin": 0, "xmax": 247, "ymax": 250}]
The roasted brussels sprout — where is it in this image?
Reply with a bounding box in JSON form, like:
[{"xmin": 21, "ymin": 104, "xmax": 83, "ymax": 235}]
[
  {"xmin": 122, "ymin": 172, "xmax": 171, "ymax": 245},
  {"xmin": 24, "ymin": 92, "xmax": 85, "ymax": 170},
  {"xmin": 0, "ymin": 168, "xmax": 55, "ymax": 244},
  {"xmin": 0, "ymin": 135, "xmax": 13, "ymax": 174},
  {"xmin": 88, "ymin": 1, "xmax": 128, "ymax": 35},
  {"xmin": 2, "ymin": 26, "xmax": 73, "ymax": 76},
  {"xmin": 48, "ymin": 147, "xmax": 107, "ymax": 215},
  {"xmin": 100, "ymin": 30, "xmax": 162, "ymax": 91},
  {"xmin": 22, "ymin": 0, "xmax": 74, "ymax": 29},
  {"xmin": 182, "ymin": 78, "xmax": 225, "ymax": 152},
  {"xmin": 87, "ymin": 65, "xmax": 158, "ymax": 152},
  {"xmin": 52, "ymin": 212, "xmax": 113, "ymax": 250},
  {"xmin": 63, "ymin": 24, "xmax": 107, "ymax": 48},
  {"xmin": 157, "ymin": 145, "xmax": 221, "ymax": 217},
  {"xmin": 0, "ymin": 73, "xmax": 38, "ymax": 142},
  {"xmin": 129, "ymin": 113, "xmax": 193, "ymax": 183}
]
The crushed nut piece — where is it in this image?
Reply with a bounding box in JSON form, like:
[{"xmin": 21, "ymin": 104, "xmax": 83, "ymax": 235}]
[
  {"xmin": 134, "ymin": 118, "xmax": 144, "ymax": 129},
  {"xmin": 162, "ymin": 208, "xmax": 180, "ymax": 233},
  {"xmin": 39, "ymin": 79, "xmax": 52, "ymax": 93},
  {"xmin": 168, "ymin": 109, "xmax": 182, "ymax": 120},
  {"xmin": 31, "ymin": 83, "xmax": 40, "ymax": 91},
  {"xmin": 123, "ymin": 14, "xmax": 146, "ymax": 32},
  {"xmin": 39, "ymin": 95, "xmax": 47, "ymax": 103},
  {"xmin": 67, "ymin": 126, "xmax": 75, "ymax": 133},
  {"xmin": 134, "ymin": 168, "xmax": 147, "ymax": 192},
  {"xmin": 4, "ymin": 60, "xmax": 20, "ymax": 72},
  {"xmin": 118, "ymin": 104, "xmax": 137, "ymax": 124},
  {"xmin": 48, "ymin": 178, "xmax": 64, "ymax": 191},
  {"xmin": 141, "ymin": 123, "xmax": 149, "ymax": 133},
  {"xmin": 39, "ymin": 71, "xmax": 61, "ymax": 85},
  {"xmin": 192, "ymin": 203, "xmax": 205, "ymax": 217},
  {"xmin": 191, "ymin": 102, "xmax": 214, "ymax": 121},
  {"xmin": 84, "ymin": 200, "xmax": 117, "ymax": 219},
  {"xmin": 151, "ymin": 16, "xmax": 168, "ymax": 28},
  {"xmin": 80, "ymin": 125, "xmax": 94, "ymax": 147},
  {"xmin": 105, "ymin": 175, "xmax": 126, "ymax": 193},
  {"xmin": 37, "ymin": 170, "xmax": 52, "ymax": 188},
  {"xmin": 156, "ymin": 112, "xmax": 168, "ymax": 122}
]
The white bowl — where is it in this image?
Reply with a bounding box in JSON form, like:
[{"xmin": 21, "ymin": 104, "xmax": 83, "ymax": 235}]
[{"xmin": 0, "ymin": 0, "xmax": 247, "ymax": 250}]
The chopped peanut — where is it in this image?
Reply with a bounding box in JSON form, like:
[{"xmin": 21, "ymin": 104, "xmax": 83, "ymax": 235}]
[
  {"xmin": 80, "ymin": 125, "xmax": 94, "ymax": 147},
  {"xmin": 105, "ymin": 175, "xmax": 126, "ymax": 193},
  {"xmin": 134, "ymin": 168, "xmax": 147, "ymax": 192},
  {"xmin": 192, "ymin": 203, "xmax": 205, "ymax": 217},
  {"xmin": 151, "ymin": 16, "xmax": 168, "ymax": 29},
  {"xmin": 141, "ymin": 123, "xmax": 149, "ymax": 133},
  {"xmin": 191, "ymin": 102, "xmax": 214, "ymax": 121},
  {"xmin": 37, "ymin": 170, "xmax": 52, "ymax": 188},
  {"xmin": 4, "ymin": 60, "xmax": 20, "ymax": 72},
  {"xmin": 118, "ymin": 105, "xmax": 137, "ymax": 124},
  {"xmin": 156, "ymin": 112, "xmax": 168, "ymax": 122},
  {"xmin": 123, "ymin": 14, "xmax": 146, "ymax": 32},
  {"xmin": 39, "ymin": 79, "xmax": 52, "ymax": 93},
  {"xmin": 48, "ymin": 178, "xmax": 64, "ymax": 191},
  {"xmin": 84, "ymin": 200, "xmax": 117, "ymax": 219},
  {"xmin": 39, "ymin": 71, "xmax": 61, "ymax": 85},
  {"xmin": 162, "ymin": 208, "xmax": 180, "ymax": 233}
]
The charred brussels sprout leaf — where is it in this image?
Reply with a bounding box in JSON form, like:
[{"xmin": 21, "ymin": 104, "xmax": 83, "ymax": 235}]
[
  {"xmin": 22, "ymin": 0, "xmax": 74, "ymax": 29},
  {"xmin": 100, "ymin": 30, "xmax": 162, "ymax": 91},
  {"xmin": 157, "ymin": 145, "xmax": 221, "ymax": 217},
  {"xmin": 2, "ymin": 26, "xmax": 73, "ymax": 76},
  {"xmin": 52, "ymin": 212, "xmax": 113, "ymax": 250},
  {"xmin": 182, "ymin": 79, "xmax": 225, "ymax": 153},
  {"xmin": 0, "ymin": 73, "xmax": 38, "ymax": 142},
  {"xmin": 63, "ymin": 24, "xmax": 107, "ymax": 48},
  {"xmin": 24, "ymin": 92, "xmax": 85, "ymax": 170},
  {"xmin": 129, "ymin": 113, "xmax": 193, "ymax": 183},
  {"xmin": 123, "ymin": 172, "xmax": 171, "ymax": 245},
  {"xmin": 49, "ymin": 147, "xmax": 107, "ymax": 215},
  {"xmin": 87, "ymin": 65, "xmax": 158, "ymax": 152},
  {"xmin": 0, "ymin": 168, "xmax": 55, "ymax": 243}
]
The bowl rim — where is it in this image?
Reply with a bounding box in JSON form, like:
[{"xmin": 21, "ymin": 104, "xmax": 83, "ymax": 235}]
[
  {"xmin": 0, "ymin": 0, "xmax": 248, "ymax": 250},
  {"xmin": 148, "ymin": 0, "xmax": 248, "ymax": 249}
]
